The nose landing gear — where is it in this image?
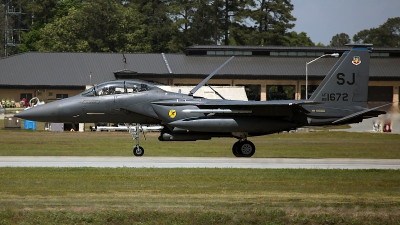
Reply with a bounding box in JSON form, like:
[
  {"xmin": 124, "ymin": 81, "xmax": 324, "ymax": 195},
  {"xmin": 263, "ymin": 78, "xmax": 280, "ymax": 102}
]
[
  {"xmin": 133, "ymin": 146, "xmax": 144, "ymax": 157},
  {"xmin": 127, "ymin": 123, "xmax": 146, "ymax": 157}
]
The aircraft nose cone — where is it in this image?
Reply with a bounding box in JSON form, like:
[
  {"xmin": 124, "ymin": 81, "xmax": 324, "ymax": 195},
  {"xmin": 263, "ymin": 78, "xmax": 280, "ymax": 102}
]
[{"xmin": 15, "ymin": 103, "xmax": 59, "ymax": 122}]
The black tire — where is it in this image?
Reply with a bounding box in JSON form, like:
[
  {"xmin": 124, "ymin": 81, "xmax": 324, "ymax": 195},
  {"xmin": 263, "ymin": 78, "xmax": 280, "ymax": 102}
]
[
  {"xmin": 133, "ymin": 146, "xmax": 144, "ymax": 157},
  {"xmin": 236, "ymin": 140, "xmax": 255, "ymax": 157},
  {"xmin": 232, "ymin": 141, "xmax": 242, "ymax": 157}
]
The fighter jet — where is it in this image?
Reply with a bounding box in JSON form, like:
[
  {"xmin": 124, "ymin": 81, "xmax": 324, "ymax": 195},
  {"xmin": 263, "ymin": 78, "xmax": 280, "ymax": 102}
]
[{"xmin": 16, "ymin": 44, "xmax": 387, "ymax": 157}]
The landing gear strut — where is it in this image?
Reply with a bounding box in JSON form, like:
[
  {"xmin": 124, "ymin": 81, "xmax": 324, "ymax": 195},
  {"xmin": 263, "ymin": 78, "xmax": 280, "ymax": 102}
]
[
  {"xmin": 232, "ymin": 140, "xmax": 255, "ymax": 157},
  {"xmin": 127, "ymin": 123, "xmax": 146, "ymax": 157}
]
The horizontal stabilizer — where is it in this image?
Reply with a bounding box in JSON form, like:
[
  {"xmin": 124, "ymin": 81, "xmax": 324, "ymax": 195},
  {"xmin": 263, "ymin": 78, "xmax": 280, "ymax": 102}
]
[
  {"xmin": 332, "ymin": 103, "xmax": 391, "ymax": 124},
  {"xmin": 292, "ymin": 104, "xmax": 311, "ymax": 114}
]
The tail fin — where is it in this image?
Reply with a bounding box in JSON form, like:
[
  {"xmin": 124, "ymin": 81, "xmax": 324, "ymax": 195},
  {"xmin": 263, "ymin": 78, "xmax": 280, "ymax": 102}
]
[{"xmin": 309, "ymin": 44, "xmax": 372, "ymax": 108}]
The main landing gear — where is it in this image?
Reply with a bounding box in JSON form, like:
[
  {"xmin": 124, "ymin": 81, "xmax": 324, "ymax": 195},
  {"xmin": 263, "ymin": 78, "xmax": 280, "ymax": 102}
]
[
  {"xmin": 232, "ymin": 139, "xmax": 255, "ymax": 157},
  {"xmin": 126, "ymin": 123, "xmax": 145, "ymax": 157}
]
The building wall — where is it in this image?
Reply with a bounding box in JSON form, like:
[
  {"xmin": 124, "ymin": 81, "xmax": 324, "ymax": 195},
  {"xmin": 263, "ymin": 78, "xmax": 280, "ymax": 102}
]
[
  {"xmin": 1, "ymin": 79, "xmax": 399, "ymax": 112},
  {"xmin": 0, "ymin": 88, "xmax": 84, "ymax": 107}
]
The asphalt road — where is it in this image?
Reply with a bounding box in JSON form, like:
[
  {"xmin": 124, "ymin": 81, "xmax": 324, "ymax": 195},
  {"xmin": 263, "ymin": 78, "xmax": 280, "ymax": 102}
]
[{"xmin": 1, "ymin": 157, "xmax": 399, "ymax": 169}]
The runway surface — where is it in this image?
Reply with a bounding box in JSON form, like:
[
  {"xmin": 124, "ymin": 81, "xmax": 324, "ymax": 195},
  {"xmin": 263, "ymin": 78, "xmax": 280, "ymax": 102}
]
[{"xmin": 0, "ymin": 157, "xmax": 399, "ymax": 169}]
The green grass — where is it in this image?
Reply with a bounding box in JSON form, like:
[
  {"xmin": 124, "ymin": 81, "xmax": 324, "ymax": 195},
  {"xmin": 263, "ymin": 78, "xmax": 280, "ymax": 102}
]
[
  {"xmin": 2, "ymin": 118, "xmax": 399, "ymax": 158},
  {"xmin": 0, "ymin": 168, "xmax": 399, "ymax": 224},
  {"xmin": 0, "ymin": 127, "xmax": 399, "ymax": 158},
  {"xmin": 1, "ymin": 119, "xmax": 400, "ymax": 224}
]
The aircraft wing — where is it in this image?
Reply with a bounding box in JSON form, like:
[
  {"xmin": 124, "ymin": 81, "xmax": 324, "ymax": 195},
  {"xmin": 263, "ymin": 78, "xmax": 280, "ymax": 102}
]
[
  {"xmin": 152, "ymin": 99, "xmax": 317, "ymax": 106},
  {"xmin": 152, "ymin": 99, "xmax": 319, "ymax": 116},
  {"xmin": 196, "ymin": 99, "xmax": 317, "ymax": 107}
]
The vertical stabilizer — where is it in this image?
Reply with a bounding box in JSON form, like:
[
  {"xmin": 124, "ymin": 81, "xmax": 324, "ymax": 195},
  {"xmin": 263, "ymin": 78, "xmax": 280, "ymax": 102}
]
[{"xmin": 309, "ymin": 44, "xmax": 372, "ymax": 108}]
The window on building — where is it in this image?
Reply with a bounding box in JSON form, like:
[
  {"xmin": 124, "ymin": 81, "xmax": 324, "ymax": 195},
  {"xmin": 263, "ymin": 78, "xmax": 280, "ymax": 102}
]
[
  {"xmin": 207, "ymin": 51, "xmax": 216, "ymax": 55},
  {"xmin": 56, "ymin": 94, "xmax": 68, "ymax": 99},
  {"xmin": 367, "ymin": 86, "xmax": 393, "ymax": 109},
  {"xmin": 368, "ymin": 86, "xmax": 393, "ymax": 102},
  {"xmin": 237, "ymin": 84, "xmax": 260, "ymax": 101},
  {"xmin": 270, "ymin": 51, "xmax": 328, "ymax": 57},
  {"xmin": 20, "ymin": 93, "xmax": 32, "ymax": 104},
  {"xmin": 301, "ymin": 85, "xmax": 319, "ymax": 99},
  {"xmin": 207, "ymin": 50, "xmax": 252, "ymax": 56},
  {"xmin": 267, "ymin": 85, "xmax": 295, "ymax": 100},
  {"xmin": 371, "ymin": 52, "xmax": 390, "ymax": 57},
  {"xmin": 306, "ymin": 52, "xmax": 316, "ymax": 57}
]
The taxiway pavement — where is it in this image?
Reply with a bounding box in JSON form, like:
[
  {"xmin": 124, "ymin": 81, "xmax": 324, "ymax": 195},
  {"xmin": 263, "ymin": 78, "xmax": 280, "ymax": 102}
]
[{"xmin": 0, "ymin": 157, "xmax": 399, "ymax": 169}]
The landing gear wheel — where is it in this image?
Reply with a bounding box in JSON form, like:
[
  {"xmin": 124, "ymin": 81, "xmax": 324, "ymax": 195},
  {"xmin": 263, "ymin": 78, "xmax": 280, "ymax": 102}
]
[
  {"xmin": 232, "ymin": 141, "xmax": 241, "ymax": 157},
  {"xmin": 133, "ymin": 146, "xmax": 144, "ymax": 157},
  {"xmin": 236, "ymin": 140, "xmax": 255, "ymax": 157}
]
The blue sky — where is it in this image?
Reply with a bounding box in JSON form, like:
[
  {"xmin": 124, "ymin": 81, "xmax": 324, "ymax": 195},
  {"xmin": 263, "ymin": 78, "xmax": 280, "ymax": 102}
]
[{"xmin": 290, "ymin": 0, "xmax": 400, "ymax": 45}]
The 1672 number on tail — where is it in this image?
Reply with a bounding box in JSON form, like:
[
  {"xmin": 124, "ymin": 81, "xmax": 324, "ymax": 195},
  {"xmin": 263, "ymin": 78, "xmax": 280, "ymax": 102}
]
[{"xmin": 322, "ymin": 93, "xmax": 349, "ymax": 101}]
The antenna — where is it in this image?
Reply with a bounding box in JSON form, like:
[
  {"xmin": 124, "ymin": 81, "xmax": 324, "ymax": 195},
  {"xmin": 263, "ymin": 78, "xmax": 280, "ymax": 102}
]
[
  {"xmin": 206, "ymin": 84, "xmax": 225, "ymax": 100},
  {"xmin": 189, "ymin": 56, "xmax": 234, "ymax": 96},
  {"xmin": 3, "ymin": 0, "xmax": 29, "ymax": 57},
  {"xmin": 122, "ymin": 53, "xmax": 127, "ymax": 71},
  {"xmin": 122, "ymin": 53, "xmax": 127, "ymax": 63}
]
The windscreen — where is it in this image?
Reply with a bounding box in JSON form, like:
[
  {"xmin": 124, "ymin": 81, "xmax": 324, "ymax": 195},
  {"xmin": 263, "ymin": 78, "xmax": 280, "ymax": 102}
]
[{"xmin": 81, "ymin": 80, "xmax": 154, "ymax": 97}]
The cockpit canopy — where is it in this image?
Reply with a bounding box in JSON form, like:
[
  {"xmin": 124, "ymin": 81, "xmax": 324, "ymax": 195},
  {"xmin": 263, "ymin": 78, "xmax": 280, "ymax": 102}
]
[{"xmin": 81, "ymin": 80, "xmax": 158, "ymax": 97}]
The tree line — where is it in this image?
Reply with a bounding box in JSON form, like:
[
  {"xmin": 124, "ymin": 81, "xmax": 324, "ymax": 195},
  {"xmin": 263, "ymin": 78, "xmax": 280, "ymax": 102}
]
[
  {"xmin": 1, "ymin": 0, "xmax": 309, "ymax": 55},
  {"xmin": 330, "ymin": 17, "xmax": 400, "ymax": 47},
  {"xmin": 0, "ymin": 0, "xmax": 399, "ymax": 57}
]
